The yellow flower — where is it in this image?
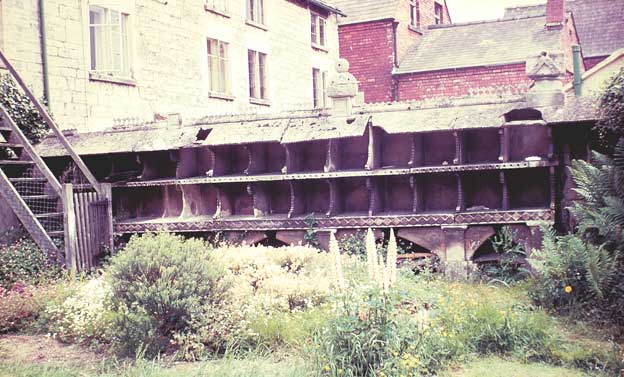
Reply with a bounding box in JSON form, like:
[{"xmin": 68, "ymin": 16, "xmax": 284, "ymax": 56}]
[
  {"xmin": 324, "ymin": 365, "xmax": 331, "ymax": 372},
  {"xmin": 564, "ymin": 285, "xmax": 573, "ymax": 294}
]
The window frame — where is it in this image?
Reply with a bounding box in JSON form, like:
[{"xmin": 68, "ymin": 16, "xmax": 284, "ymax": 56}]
[
  {"xmin": 88, "ymin": 4, "xmax": 133, "ymax": 81},
  {"xmin": 205, "ymin": 0, "xmax": 230, "ymax": 17},
  {"xmin": 312, "ymin": 68, "xmax": 327, "ymax": 109},
  {"xmin": 409, "ymin": 0, "xmax": 421, "ymax": 29},
  {"xmin": 207, "ymin": 38, "xmax": 231, "ymax": 98},
  {"xmin": 246, "ymin": 0, "xmax": 266, "ymax": 27},
  {"xmin": 310, "ymin": 11, "xmax": 327, "ymax": 49},
  {"xmin": 248, "ymin": 49, "xmax": 269, "ymax": 104},
  {"xmin": 434, "ymin": 2, "xmax": 444, "ymax": 25}
]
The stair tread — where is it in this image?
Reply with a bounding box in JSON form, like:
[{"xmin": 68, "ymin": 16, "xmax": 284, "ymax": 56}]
[
  {"xmin": 0, "ymin": 127, "xmax": 12, "ymax": 132},
  {"xmin": 0, "ymin": 143, "xmax": 23, "ymax": 148},
  {"xmin": 10, "ymin": 177, "xmax": 47, "ymax": 182},
  {"xmin": 0, "ymin": 160, "xmax": 34, "ymax": 165},
  {"xmin": 36, "ymin": 212, "xmax": 63, "ymax": 218},
  {"xmin": 47, "ymin": 231, "xmax": 64, "ymax": 237},
  {"xmin": 22, "ymin": 195, "xmax": 58, "ymax": 199}
]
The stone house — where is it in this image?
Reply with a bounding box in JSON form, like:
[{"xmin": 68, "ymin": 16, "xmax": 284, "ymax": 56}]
[{"xmin": 0, "ymin": 0, "xmax": 343, "ymax": 132}]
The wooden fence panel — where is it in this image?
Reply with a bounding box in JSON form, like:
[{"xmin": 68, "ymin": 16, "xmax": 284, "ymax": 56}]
[{"xmin": 63, "ymin": 184, "xmax": 113, "ymax": 273}]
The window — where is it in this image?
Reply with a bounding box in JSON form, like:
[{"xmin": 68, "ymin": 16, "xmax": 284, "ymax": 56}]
[
  {"xmin": 89, "ymin": 5, "xmax": 131, "ymax": 77},
  {"xmin": 207, "ymin": 38, "xmax": 230, "ymax": 95},
  {"xmin": 312, "ymin": 68, "xmax": 327, "ymax": 108},
  {"xmin": 434, "ymin": 2, "xmax": 443, "ymax": 24},
  {"xmin": 247, "ymin": 0, "xmax": 265, "ymax": 25},
  {"xmin": 310, "ymin": 12, "xmax": 326, "ymax": 47},
  {"xmin": 248, "ymin": 50, "xmax": 268, "ymax": 101},
  {"xmin": 205, "ymin": 0, "xmax": 228, "ymax": 15},
  {"xmin": 410, "ymin": 0, "xmax": 421, "ymax": 29}
]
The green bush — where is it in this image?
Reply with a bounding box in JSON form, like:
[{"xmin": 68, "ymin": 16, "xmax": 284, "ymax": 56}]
[
  {"xmin": 40, "ymin": 277, "xmax": 114, "ymax": 345},
  {"xmin": 476, "ymin": 227, "xmax": 529, "ymax": 284},
  {"xmin": 595, "ymin": 67, "xmax": 624, "ymax": 151},
  {"xmin": 0, "ymin": 283, "xmax": 64, "ymax": 334},
  {"xmin": 107, "ymin": 233, "xmax": 231, "ymax": 359},
  {"xmin": 0, "ymin": 233, "xmax": 63, "ymax": 289}
]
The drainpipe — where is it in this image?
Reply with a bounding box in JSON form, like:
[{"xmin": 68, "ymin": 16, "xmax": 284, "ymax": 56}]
[
  {"xmin": 391, "ymin": 21, "xmax": 399, "ymax": 101},
  {"xmin": 38, "ymin": 0, "xmax": 50, "ymax": 108},
  {"xmin": 572, "ymin": 45, "xmax": 582, "ymax": 97}
]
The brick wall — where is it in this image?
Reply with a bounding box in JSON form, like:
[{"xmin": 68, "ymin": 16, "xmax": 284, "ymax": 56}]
[
  {"xmin": 397, "ymin": 63, "xmax": 532, "ymax": 101},
  {"xmin": 338, "ymin": 0, "xmax": 451, "ymax": 103},
  {"xmin": 1, "ymin": 0, "xmax": 339, "ymax": 132},
  {"xmin": 339, "ymin": 20, "xmax": 395, "ymax": 103}
]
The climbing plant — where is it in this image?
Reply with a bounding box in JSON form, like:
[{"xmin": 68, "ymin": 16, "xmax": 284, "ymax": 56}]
[{"xmin": 0, "ymin": 74, "xmax": 49, "ymax": 144}]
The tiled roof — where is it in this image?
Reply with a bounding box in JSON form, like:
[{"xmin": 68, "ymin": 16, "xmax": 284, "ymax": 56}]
[
  {"xmin": 332, "ymin": 0, "xmax": 400, "ymax": 25},
  {"xmin": 395, "ymin": 16, "xmax": 561, "ymax": 74},
  {"xmin": 504, "ymin": 0, "xmax": 624, "ymax": 58}
]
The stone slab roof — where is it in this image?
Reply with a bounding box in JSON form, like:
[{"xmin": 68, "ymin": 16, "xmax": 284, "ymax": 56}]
[
  {"xmin": 36, "ymin": 96, "xmax": 598, "ymax": 158},
  {"xmin": 204, "ymin": 119, "xmax": 290, "ymax": 146},
  {"xmin": 504, "ymin": 0, "xmax": 624, "ymax": 58},
  {"xmin": 281, "ymin": 115, "xmax": 371, "ymax": 143},
  {"xmin": 395, "ymin": 16, "xmax": 562, "ymax": 74},
  {"xmin": 332, "ymin": 0, "xmax": 399, "ymax": 25},
  {"xmin": 36, "ymin": 125, "xmax": 198, "ymax": 158}
]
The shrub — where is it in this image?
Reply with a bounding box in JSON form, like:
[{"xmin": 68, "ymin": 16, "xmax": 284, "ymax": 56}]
[
  {"xmin": 41, "ymin": 277, "xmax": 114, "ymax": 345},
  {"xmin": 0, "ymin": 283, "xmax": 62, "ymax": 333},
  {"xmin": 0, "ymin": 234, "xmax": 63, "ymax": 289},
  {"xmin": 476, "ymin": 227, "xmax": 529, "ymax": 284},
  {"xmin": 107, "ymin": 233, "xmax": 231, "ymax": 358}
]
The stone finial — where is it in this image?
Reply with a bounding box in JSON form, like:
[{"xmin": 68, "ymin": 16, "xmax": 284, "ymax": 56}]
[
  {"xmin": 327, "ymin": 58, "xmax": 358, "ymax": 115},
  {"xmin": 525, "ymin": 51, "xmax": 565, "ymax": 108}
]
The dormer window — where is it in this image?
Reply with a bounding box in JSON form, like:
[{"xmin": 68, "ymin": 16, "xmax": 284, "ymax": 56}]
[
  {"xmin": 434, "ymin": 2, "xmax": 443, "ymax": 24},
  {"xmin": 410, "ymin": 0, "xmax": 421, "ymax": 29},
  {"xmin": 311, "ymin": 11, "xmax": 327, "ymax": 48}
]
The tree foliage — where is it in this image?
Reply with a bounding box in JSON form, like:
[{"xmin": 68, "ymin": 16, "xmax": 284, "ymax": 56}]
[{"xmin": 595, "ymin": 67, "xmax": 624, "ymax": 151}]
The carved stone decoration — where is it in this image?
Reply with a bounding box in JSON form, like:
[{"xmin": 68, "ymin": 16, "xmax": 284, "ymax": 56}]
[
  {"xmin": 327, "ymin": 58, "xmax": 358, "ymax": 116},
  {"xmin": 288, "ymin": 181, "xmax": 304, "ymax": 219},
  {"xmin": 249, "ymin": 183, "xmax": 270, "ymax": 217},
  {"xmin": 367, "ymin": 177, "xmax": 384, "ymax": 216},
  {"xmin": 525, "ymin": 51, "xmax": 565, "ymax": 108},
  {"xmin": 214, "ymin": 186, "xmax": 232, "ymax": 218},
  {"xmin": 365, "ymin": 125, "xmax": 382, "ymax": 170},
  {"xmin": 324, "ymin": 139, "xmax": 340, "ymax": 172},
  {"xmin": 327, "ymin": 179, "xmax": 341, "ymax": 217},
  {"xmin": 464, "ymin": 226, "xmax": 496, "ymax": 260}
]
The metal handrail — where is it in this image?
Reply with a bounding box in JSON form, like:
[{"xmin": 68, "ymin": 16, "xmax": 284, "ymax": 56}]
[{"xmin": 0, "ymin": 49, "xmax": 103, "ymax": 196}]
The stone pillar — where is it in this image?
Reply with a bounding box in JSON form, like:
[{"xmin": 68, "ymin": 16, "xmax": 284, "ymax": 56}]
[{"xmin": 442, "ymin": 225, "xmax": 473, "ymax": 278}]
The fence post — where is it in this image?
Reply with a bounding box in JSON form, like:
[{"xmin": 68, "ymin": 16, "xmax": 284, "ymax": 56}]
[
  {"xmin": 101, "ymin": 183, "xmax": 114, "ymax": 255},
  {"xmin": 62, "ymin": 184, "xmax": 77, "ymax": 274}
]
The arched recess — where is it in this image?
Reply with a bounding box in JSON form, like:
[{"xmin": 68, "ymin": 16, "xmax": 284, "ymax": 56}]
[
  {"xmin": 396, "ymin": 228, "xmax": 444, "ymax": 259},
  {"xmin": 466, "ymin": 226, "xmax": 497, "ymax": 262}
]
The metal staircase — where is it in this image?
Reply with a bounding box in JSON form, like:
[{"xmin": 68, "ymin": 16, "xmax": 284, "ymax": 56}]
[{"xmin": 0, "ymin": 49, "xmax": 104, "ymax": 261}]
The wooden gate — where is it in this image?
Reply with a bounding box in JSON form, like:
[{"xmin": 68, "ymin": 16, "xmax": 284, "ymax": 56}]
[{"xmin": 63, "ymin": 183, "xmax": 113, "ymax": 272}]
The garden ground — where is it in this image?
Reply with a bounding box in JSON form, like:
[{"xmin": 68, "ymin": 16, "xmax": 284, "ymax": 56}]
[{"xmin": 0, "ymin": 333, "xmax": 604, "ymax": 377}]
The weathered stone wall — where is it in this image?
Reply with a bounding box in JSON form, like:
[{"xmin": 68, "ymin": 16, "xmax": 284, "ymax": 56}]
[{"xmin": 1, "ymin": 0, "xmax": 339, "ymax": 132}]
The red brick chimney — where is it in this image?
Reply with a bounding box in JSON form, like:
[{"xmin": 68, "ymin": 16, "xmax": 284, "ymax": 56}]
[{"xmin": 546, "ymin": 0, "xmax": 566, "ymax": 26}]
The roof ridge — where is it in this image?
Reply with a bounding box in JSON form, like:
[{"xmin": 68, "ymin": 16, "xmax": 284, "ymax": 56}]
[{"xmin": 428, "ymin": 14, "xmax": 545, "ymax": 30}]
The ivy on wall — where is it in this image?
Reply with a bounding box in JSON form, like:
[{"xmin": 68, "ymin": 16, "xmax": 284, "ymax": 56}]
[{"xmin": 0, "ymin": 74, "xmax": 49, "ymax": 144}]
